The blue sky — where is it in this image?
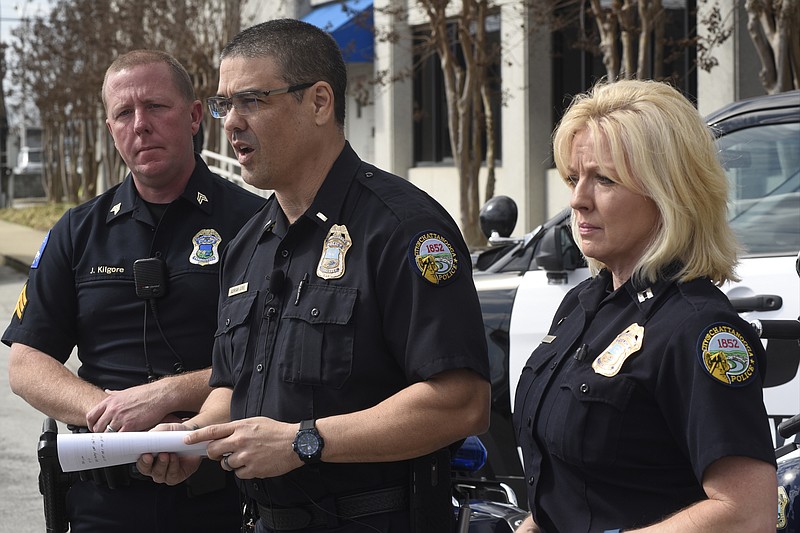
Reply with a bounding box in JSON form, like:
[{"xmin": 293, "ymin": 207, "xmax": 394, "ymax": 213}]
[
  {"xmin": 1, "ymin": 1, "xmax": 52, "ymax": 125},
  {"xmin": 0, "ymin": 0, "xmax": 51, "ymax": 44}
]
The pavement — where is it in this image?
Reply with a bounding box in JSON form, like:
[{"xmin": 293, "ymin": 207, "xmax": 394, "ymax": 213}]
[
  {"xmin": 0, "ymin": 221, "xmax": 49, "ymax": 532},
  {"xmin": 0, "ymin": 219, "xmax": 48, "ymax": 274}
]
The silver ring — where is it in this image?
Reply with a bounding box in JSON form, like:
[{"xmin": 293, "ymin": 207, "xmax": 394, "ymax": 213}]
[
  {"xmin": 105, "ymin": 424, "xmax": 117, "ymax": 433},
  {"xmin": 222, "ymin": 454, "xmax": 232, "ymax": 471}
]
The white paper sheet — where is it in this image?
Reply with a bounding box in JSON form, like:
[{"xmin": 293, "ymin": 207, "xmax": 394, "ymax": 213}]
[{"xmin": 57, "ymin": 431, "xmax": 208, "ymax": 472}]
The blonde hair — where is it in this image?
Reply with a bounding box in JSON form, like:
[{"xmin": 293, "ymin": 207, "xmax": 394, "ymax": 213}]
[{"xmin": 552, "ymin": 79, "xmax": 740, "ymax": 285}]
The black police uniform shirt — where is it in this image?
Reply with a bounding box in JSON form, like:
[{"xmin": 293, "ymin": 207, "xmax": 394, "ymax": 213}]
[
  {"xmin": 3, "ymin": 155, "xmax": 266, "ymax": 390},
  {"xmin": 210, "ymin": 142, "xmax": 490, "ymax": 507},
  {"xmin": 513, "ymin": 269, "xmax": 776, "ymax": 533}
]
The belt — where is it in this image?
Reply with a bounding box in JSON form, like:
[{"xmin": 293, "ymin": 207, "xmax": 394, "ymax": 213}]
[{"xmin": 257, "ymin": 486, "xmax": 408, "ymax": 531}]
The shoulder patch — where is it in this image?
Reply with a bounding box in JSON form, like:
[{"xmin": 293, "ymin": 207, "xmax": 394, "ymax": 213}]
[
  {"xmin": 697, "ymin": 323, "xmax": 758, "ymax": 387},
  {"xmin": 407, "ymin": 231, "xmax": 459, "ymax": 286},
  {"xmin": 31, "ymin": 230, "xmax": 50, "ymax": 269}
]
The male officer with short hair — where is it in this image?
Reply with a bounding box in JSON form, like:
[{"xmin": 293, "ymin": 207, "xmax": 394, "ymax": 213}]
[{"xmin": 4, "ymin": 50, "xmax": 265, "ymax": 531}]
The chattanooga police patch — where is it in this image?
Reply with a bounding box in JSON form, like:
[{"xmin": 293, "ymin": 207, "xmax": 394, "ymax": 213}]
[
  {"xmin": 407, "ymin": 231, "xmax": 459, "ymax": 286},
  {"xmin": 697, "ymin": 323, "xmax": 757, "ymax": 387},
  {"xmin": 189, "ymin": 229, "xmax": 222, "ymax": 266}
]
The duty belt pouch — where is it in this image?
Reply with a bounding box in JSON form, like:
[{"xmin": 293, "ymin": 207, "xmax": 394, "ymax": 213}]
[
  {"xmin": 186, "ymin": 458, "xmax": 228, "ymax": 497},
  {"xmin": 410, "ymin": 448, "xmax": 453, "ymax": 533}
]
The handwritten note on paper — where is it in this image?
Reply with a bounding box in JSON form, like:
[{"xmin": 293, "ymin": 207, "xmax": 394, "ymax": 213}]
[{"xmin": 57, "ymin": 431, "xmax": 208, "ymax": 472}]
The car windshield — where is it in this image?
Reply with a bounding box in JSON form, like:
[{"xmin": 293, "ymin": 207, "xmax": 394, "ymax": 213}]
[{"xmin": 718, "ymin": 122, "xmax": 800, "ymax": 256}]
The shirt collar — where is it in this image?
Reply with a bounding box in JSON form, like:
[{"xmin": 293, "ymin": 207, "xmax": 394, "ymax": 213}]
[
  {"xmin": 106, "ymin": 154, "xmax": 216, "ymax": 224},
  {"xmin": 580, "ymin": 268, "xmax": 677, "ymax": 320},
  {"xmin": 253, "ymin": 142, "xmax": 361, "ymax": 243},
  {"xmin": 302, "ymin": 142, "xmax": 361, "ymax": 228}
]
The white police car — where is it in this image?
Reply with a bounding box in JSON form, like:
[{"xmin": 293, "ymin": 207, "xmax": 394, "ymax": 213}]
[{"xmin": 472, "ymin": 90, "xmax": 800, "ymax": 503}]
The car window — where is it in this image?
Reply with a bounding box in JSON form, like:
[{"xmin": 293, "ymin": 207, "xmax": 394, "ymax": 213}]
[{"xmin": 718, "ymin": 122, "xmax": 800, "ymax": 256}]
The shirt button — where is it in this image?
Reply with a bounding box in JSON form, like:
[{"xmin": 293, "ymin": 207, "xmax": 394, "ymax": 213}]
[
  {"xmin": 580, "ymin": 383, "xmax": 590, "ymax": 393},
  {"xmin": 365, "ymin": 171, "xmax": 373, "ymax": 178},
  {"xmin": 310, "ymin": 308, "xmax": 320, "ymax": 317},
  {"xmin": 225, "ymin": 318, "xmax": 230, "ymax": 326},
  {"xmin": 550, "ymin": 361, "xmax": 557, "ymax": 370},
  {"xmin": 528, "ymin": 476, "xmax": 535, "ymax": 485},
  {"xmin": 281, "ymin": 250, "xmax": 290, "ymax": 258},
  {"xmin": 252, "ymin": 482, "xmax": 259, "ymax": 491},
  {"xmin": 256, "ymin": 364, "xmax": 263, "ymax": 373},
  {"xmin": 267, "ymin": 307, "xmax": 276, "ymax": 317}
]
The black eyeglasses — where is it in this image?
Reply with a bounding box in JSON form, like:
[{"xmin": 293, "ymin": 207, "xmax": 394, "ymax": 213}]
[{"xmin": 206, "ymin": 82, "xmax": 316, "ymax": 119}]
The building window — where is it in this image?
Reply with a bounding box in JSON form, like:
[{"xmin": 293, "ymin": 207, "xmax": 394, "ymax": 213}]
[
  {"xmin": 413, "ymin": 16, "xmax": 502, "ymax": 165},
  {"xmin": 552, "ymin": 0, "xmax": 697, "ymax": 128}
]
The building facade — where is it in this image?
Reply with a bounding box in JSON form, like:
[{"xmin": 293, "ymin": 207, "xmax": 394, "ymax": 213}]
[{"xmin": 244, "ymin": 0, "xmax": 765, "ymax": 235}]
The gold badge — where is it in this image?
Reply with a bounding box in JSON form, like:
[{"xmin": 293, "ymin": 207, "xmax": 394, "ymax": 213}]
[
  {"xmin": 317, "ymin": 224, "xmax": 352, "ymax": 280},
  {"xmin": 592, "ymin": 323, "xmax": 644, "ymax": 377},
  {"xmin": 778, "ymin": 486, "xmax": 788, "ymax": 529}
]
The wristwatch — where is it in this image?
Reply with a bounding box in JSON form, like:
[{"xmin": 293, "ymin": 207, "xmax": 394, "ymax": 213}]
[{"xmin": 292, "ymin": 419, "xmax": 325, "ymax": 464}]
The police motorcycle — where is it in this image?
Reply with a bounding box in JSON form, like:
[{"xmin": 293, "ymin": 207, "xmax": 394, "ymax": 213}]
[
  {"xmin": 769, "ymin": 252, "xmax": 800, "ymax": 532},
  {"xmin": 451, "ymin": 435, "xmax": 529, "ymax": 532},
  {"xmin": 37, "ymin": 423, "xmax": 526, "ymax": 532}
]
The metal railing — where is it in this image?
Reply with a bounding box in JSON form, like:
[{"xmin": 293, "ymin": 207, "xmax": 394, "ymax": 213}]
[{"xmin": 201, "ymin": 149, "xmax": 272, "ymax": 199}]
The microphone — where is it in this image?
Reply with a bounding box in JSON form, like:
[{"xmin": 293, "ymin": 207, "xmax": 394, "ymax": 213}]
[
  {"xmin": 133, "ymin": 257, "xmax": 185, "ymax": 378},
  {"xmin": 133, "ymin": 258, "xmax": 168, "ymax": 299},
  {"xmin": 269, "ymin": 269, "xmax": 285, "ymax": 294}
]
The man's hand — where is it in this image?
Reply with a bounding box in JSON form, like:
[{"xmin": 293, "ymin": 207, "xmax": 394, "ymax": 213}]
[
  {"xmin": 136, "ymin": 422, "xmax": 203, "ymax": 485},
  {"xmin": 188, "ymin": 417, "xmax": 303, "ymax": 479},
  {"xmin": 86, "ymin": 382, "xmax": 175, "ymax": 432},
  {"xmin": 516, "ymin": 515, "xmax": 541, "ymax": 533}
]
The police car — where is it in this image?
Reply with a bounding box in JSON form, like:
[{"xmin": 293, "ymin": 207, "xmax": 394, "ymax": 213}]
[{"xmin": 472, "ymin": 90, "xmax": 800, "ymax": 503}]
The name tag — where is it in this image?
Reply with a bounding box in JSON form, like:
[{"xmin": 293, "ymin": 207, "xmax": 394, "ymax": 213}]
[{"xmin": 228, "ymin": 282, "xmax": 248, "ymax": 297}]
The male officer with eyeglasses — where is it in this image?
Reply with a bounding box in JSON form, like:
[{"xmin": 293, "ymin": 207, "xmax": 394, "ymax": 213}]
[
  {"xmin": 4, "ymin": 50, "xmax": 265, "ymax": 531},
  {"xmin": 138, "ymin": 19, "xmax": 491, "ymax": 533}
]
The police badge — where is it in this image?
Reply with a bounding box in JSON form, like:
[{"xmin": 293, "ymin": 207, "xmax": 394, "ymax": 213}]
[
  {"xmin": 317, "ymin": 224, "xmax": 352, "ymax": 280},
  {"xmin": 592, "ymin": 323, "xmax": 644, "ymax": 377},
  {"xmin": 189, "ymin": 229, "xmax": 222, "ymax": 266}
]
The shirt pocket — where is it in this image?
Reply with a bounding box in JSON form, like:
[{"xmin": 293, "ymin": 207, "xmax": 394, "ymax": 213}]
[
  {"xmin": 278, "ymin": 284, "xmax": 357, "ymax": 389},
  {"xmin": 215, "ymin": 291, "xmax": 259, "ymax": 382},
  {"xmin": 545, "ymin": 372, "xmax": 635, "ymax": 467},
  {"xmin": 513, "ymin": 347, "xmax": 558, "ymax": 440}
]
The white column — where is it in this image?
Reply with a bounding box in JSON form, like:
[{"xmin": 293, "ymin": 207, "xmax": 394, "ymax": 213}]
[
  {"xmin": 501, "ymin": 2, "xmax": 551, "ymax": 233},
  {"xmin": 372, "ymin": 0, "xmax": 414, "ymax": 177}
]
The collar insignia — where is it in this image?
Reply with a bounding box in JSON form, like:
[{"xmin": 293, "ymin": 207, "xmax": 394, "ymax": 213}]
[
  {"xmin": 110, "ymin": 202, "xmax": 122, "ymax": 216},
  {"xmin": 197, "ymin": 192, "xmax": 208, "ymax": 205}
]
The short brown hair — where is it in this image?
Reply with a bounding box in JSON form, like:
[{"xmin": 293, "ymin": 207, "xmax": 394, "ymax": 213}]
[{"xmin": 102, "ymin": 50, "xmax": 195, "ymax": 110}]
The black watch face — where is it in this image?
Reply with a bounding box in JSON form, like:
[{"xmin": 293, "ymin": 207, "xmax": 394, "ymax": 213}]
[{"xmin": 296, "ymin": 431, "xmax": 320, "ymax": 456}]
